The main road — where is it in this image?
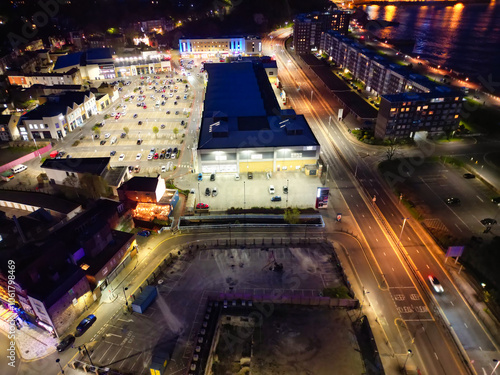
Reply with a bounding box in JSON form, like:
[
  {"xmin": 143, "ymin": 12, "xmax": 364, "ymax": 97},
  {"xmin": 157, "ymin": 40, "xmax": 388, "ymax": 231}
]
[{"xmin": 264, "ymin": 28, "xmax": 499, "ymax": 375}]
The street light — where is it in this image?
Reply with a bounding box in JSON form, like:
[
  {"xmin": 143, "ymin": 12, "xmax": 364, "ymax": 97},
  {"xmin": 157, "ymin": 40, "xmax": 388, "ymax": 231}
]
[
  {"xmin": 123, "ymin": 287, "xmax": 129, "ymax": 306},
  {"xmin": 403, "ymin": 349, "xmax": 412, "ymax": 370},
  {"xmin": 398, "ymin": 217, "xmax": 410, "ymax": 245},
  {"xmin": 55, "ymin": 358, "xmax": 64, "ymax": 374},
  {"xmin": 243, "ymin": 181, "xmax": 246, "ymax": 210}
]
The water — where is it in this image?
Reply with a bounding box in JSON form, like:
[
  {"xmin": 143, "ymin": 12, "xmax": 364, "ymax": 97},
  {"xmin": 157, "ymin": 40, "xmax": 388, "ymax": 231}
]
[{"xmin": 363, "ymin": 2, "xmax": 500, "ymax": 79}]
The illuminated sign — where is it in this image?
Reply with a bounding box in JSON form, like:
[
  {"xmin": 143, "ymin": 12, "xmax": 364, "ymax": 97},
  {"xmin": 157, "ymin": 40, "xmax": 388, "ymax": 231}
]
[{"xmin": 316, "ymin": 187, "xmax": 329, "ymax": 209}]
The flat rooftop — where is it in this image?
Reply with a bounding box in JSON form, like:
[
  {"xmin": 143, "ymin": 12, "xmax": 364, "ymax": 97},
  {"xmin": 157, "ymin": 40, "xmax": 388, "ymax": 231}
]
[{"xmin": 199, "ymin": 62, "xmax": 319, "ymax": 150}]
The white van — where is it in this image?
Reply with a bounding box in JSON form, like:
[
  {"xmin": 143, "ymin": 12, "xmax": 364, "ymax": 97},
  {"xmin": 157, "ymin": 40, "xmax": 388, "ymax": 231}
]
[
  {"xmin": 12, "ymin": 164, "xmax": 27, "ymax": 174},
  {"xmin": 110, "ymin": 136, "xmax": 117, "ymax": 144}
]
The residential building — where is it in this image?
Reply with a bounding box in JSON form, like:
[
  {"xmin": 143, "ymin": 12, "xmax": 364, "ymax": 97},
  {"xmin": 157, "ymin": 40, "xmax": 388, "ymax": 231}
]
[
  {"xmin": 197, "ymin": 62, "xmax": 320, "ymax": 174},
  {"xmin": 293, "ymin": 10, "xmax": 351, "ymax": 54},
  {"xmin": 0, "ymin": 114, "xmax": 21, "ymax": 141},
  {"xmin": 19, "ymin": 91, "xmax": 97, "ymax": 140},
  {"xmin": 0, "ymin": 199, "xmax": 135, "ymax": 336},
  {"xmin": 320, "ymin": 31, "xmax": 435, "ymax": 96},
  {"xmin": 179, "ymin": 36, "xmax": 262, "ymax": 58},
  {"xmin": 7, "ymin": 68, "xmax": 82, "ymax": 88},
  {"xmin": 88, "ymin": 33, "xmax": 127, "ymax": 51},
  {"xmin": 375, "ymin": 88, "xmax": 463, "ymax": 139}
]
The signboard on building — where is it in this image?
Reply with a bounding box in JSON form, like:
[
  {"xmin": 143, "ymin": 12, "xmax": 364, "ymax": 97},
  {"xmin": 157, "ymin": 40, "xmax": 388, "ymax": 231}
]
[{"xmin": 315, "ymin": 187, "xmax": 329, "ymax": 209}]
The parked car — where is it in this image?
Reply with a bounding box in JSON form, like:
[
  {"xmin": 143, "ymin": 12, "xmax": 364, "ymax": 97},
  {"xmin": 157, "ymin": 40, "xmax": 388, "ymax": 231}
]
[
  {"xmin": 247, "ymin": 172, "xmax": 253, "ymax": 179},
  {"xmin": 197, "ymin": 173, "xmax": 203, "ymax": 181},
  {"xmin": 463, "ymin": 173, "xmax": 475, "ymax": 179},
  {"xmin": 136, "ymin": 153, "xmax": 142, "ymax": 160},
  {"xmin": 134, "ymin": 165, "xmax": 140, "ymax": 173},
  {"xmin": 119, "ymin": 154, "xmax": 125, "ymax": 161},
  {"xmin": 138, "ymin": 121, "xmax": 142, "ymax": 125},
  {"xmin": 234, "ymin": 174, "xmax": 240, "ymax": 181},
  {"xmin": 210, "ymin": 173, "xmax": 215, "ymax": 181},
  {"xmin": 136, "ymin": 139, "xmax": 143, "ymax": 145},
  {"xmin": 269, "ymin": 185, "xmax": 275, "ymax": 194},
  {"xmin": 205, "ymin": 187, "xmax": 211, "ymax": 196},
  {"xmin": 283, "ymin": 186, "xmax": 288, "ymax": 194},
  {"xmin": 56, "ymin": 334, "xmax": 75, "ymax": 352},
  {"xmin": 212, "ymin": 187, "xmax": 218, "ymax": 197},
  {"xmin": 161, "ymin": 165, "xmax": 167, "ymax": 172},
  {"xmin": 133, "ymin": 114, "xmax": 138, "ymax": 118},
  {"xmin": 271, "ymin": 196, "xmax": 282, "ymax": 202},
  {"xmin": 100, "ymin": 140, "xmax": 106, "ymax": 145},
  {"xmin": 196, "ymin": 203, "xmax": 209, "ymax": 209},
  {"xmin": 110, "ymin": 150, "xmax": 116, "ymax": 156},
  {"xmin": 428, "ymin": 275, "xmax": 444, "ymax": 293},
  {"xmin": 137, "ymin": 230, "xmax": 151, "ymax": 237},
  {"xmin": 75, "ymin": 314, "xmax": 97, "ymax": 337},
  {"xmin": 120, "ymin": 132, "xmax": 127, "ymax": 138}
]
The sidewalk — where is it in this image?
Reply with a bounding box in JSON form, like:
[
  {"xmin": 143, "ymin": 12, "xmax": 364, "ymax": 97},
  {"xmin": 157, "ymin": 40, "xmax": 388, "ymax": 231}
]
[{"xmin": 0, "ymin": 314, "xmax": 58, "ymax": 361}]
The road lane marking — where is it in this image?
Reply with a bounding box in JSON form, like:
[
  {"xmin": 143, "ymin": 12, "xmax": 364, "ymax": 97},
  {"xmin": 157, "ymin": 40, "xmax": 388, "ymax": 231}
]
[
  {"xmin": 383, "ymin": 252, "xmax": 386, "ymax": 256},
  {"xmin": 368, "ymin": 226, "xmax": 372, "ymax": 229},
  {"xmin": 476, "ymin": 195, "xmax": 484, "ymax": 202},
  {"xmin": 392, "ymin": 267, "xmax": 395, "ymax": 271},
  {"xmin": 464, "ymin": 323, "xmax": 468, "ymax": 328},
  {"xmin": 416, "ymin": 249, "xmax": 419, "ymax": 253},
  {"xmin": 455, "ymin": 223, "xmax": 463, "ymax": 232},
  {"xmin": 450, "ymin": 301, "xmax": 454, "ymax": 306},
  {"xmin": 479, "ymin": 346, "xmax": 482, "ymax": 351},
  {"xmin": 434, "ymin": 352, "xmax": 439, "ymax": 360},
  {"xmin": 375, "ymin": 238, "xmax": 379, "ymax": 242},
  {"xmin": 426, "ymin": 264, "xmax": 430, "ymax": 269}
]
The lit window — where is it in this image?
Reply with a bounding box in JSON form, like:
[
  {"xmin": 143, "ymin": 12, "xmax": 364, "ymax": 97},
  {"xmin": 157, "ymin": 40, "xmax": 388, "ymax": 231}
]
[{"xmin": 454, "ymin": 114, "xmax": 459, "ymax": 118}]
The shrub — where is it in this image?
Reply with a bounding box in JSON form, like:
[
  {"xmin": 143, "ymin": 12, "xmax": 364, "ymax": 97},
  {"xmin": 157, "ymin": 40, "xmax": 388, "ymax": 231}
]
[{"xmin": 72, "ymin": 140, "xmax": 80, "ymax": 147}]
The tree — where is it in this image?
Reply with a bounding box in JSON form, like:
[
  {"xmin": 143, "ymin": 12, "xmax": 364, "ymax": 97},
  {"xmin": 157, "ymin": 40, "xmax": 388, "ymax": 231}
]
[
  {"xmin": 152, "ymin": 126, "xmax": 159, "ymax": 138},
  {"xmin": 123, "ymin": 126, "xmax": 129, "ymax": 138},
  {"xmin": 93, "ymin": 127, "xmax": 101, "ymax": 136},
  {"xmin": 284, "ymin": 207, "xmax": 300, "ymax": 224},
  {"xmin": 79, "ymin": 173, "xmax": 111, "ymax": 199},
  {"xmin": 173, "ymin": 127, "xmax": 179, "ymax": 138},
  {"xmin": 63, "ymin": 175, "xmax": 81, "ymax": 198},
  {"xmin": 385, "ymin": 138, "xmax": 399, "ymax": 161}
]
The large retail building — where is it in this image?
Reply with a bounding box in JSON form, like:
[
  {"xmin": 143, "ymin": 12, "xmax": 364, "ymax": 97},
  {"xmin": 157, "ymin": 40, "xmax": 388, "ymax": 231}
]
[{"xmin": 196, "ymin": 62, "xmax": 320, "ymax": 174}]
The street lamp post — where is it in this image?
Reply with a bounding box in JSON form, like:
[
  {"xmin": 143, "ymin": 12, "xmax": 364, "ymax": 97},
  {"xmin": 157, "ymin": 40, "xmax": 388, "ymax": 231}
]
[
  {"xmin": 286, "ymin": 179, "xmax": 289, "ymax": 208},
  {"xmin": 243, "ymin": 181, "xmax": 246, "ymax": 210},
  {"xmin": 56, "ymin": 358, "xmax": 64, "ymax": 374},
  {"xmin": 123, "ymin": 287, "xmax": 129, "ymax": 306},
  {"xmin": 398, "ymin": 218, "xmax": 410, "ymax": 245},
  {"xmin": 403, "ymin": 349, "xmax": 412, "ymax": 370}
]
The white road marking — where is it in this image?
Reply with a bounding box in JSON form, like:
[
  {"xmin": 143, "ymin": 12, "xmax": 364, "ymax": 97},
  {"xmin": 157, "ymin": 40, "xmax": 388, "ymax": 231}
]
[
  {"xmin": 416, "ymin": 249, "xmax": 419, "ymax": 253},
  {"xmin": 426, "ymin": 264, "xmax": 430, "ymax": 269},
  {"xmin": 383, "ymin": 252, "xmax": 387, "ymax": 256},
  {"xmin": 374, "ymin": 189, "xmax": 379, "ymax": 195},
  {"xmin": 408, "ymin": 236, "xmax": 411, "ymax": 240},
  {"xmin": 368, "ymin": 226, "xmax": 372, "ymax": 229},
  {"xmin": 392, "ymin": 268, "xmax": 395, "ymax": 271},
  {"xmin": 479, "ymin": 346, "xmax": 482, "ymax": 351},
  {"xmin": 376, "ymin": 238, "xmax": 379, "ymax": 242},
  {"xmin": 434, "ymin": 352, "xmax": 439, "ymax": 360},
  {"xmin": 476, "ymin": 195, "xmax": 484, "ymax": 202},
  {"xmin": 455, "ymin": 223, "xmax": 463, "ymax": 232},
  {"xmin": 450, "ymin": 301, "xmax": 454, "ymax": 306},
  {"xmin": 464, "ymin": 323, "xmax": 468, "ymax": 328}
]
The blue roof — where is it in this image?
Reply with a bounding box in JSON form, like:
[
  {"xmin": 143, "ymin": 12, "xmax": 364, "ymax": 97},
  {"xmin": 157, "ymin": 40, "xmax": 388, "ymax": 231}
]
[
  {"xmin": 86, "ymin": 48, "xmax": 113, "ymax": 62},
  {"xmin": 198, "ymin": 62, "xmax": 318, "ymax": 150},
  {"xmin": 204, "ymin": 63, "xmax": 267, "ymax": 117},
  {"xmin": 53, "ymin": 52, "xmax": 83, "ymax": 70}
]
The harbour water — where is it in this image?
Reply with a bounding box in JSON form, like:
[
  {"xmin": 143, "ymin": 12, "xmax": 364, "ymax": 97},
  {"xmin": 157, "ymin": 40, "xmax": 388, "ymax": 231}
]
[{"xmin": 362, "ymin": 1, "xmax": 500, "ymax": 79}]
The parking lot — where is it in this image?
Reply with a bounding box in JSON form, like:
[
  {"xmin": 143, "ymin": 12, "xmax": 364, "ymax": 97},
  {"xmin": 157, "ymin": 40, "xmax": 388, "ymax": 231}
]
[
  {"xmin": 85, "ymin": 242, "xmax": 344, "ymax": 374},
  {"xmin": 66, "ymin": 74, "xmax": 195, "ymax": 166},
  {"xmin": 176, "ymin": 170, "xmax": 324, "ymax": 210}
]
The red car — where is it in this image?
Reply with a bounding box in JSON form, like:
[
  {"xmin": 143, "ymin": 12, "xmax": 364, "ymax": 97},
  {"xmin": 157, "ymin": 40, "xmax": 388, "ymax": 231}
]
[
  {"xmin": 143, "ymin": 105, "xmax": 147, "ymax": 109},
  {"xmin": 115, "ymin": 113, "xmax": 121, "ymax": 120},
  {"xmin": 154, "ymin": 153, "xmax": 159, "ymax": 159},
  {"xmin": 196, "ymin": 203, "xmax": 209, "ymax": 209}
]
